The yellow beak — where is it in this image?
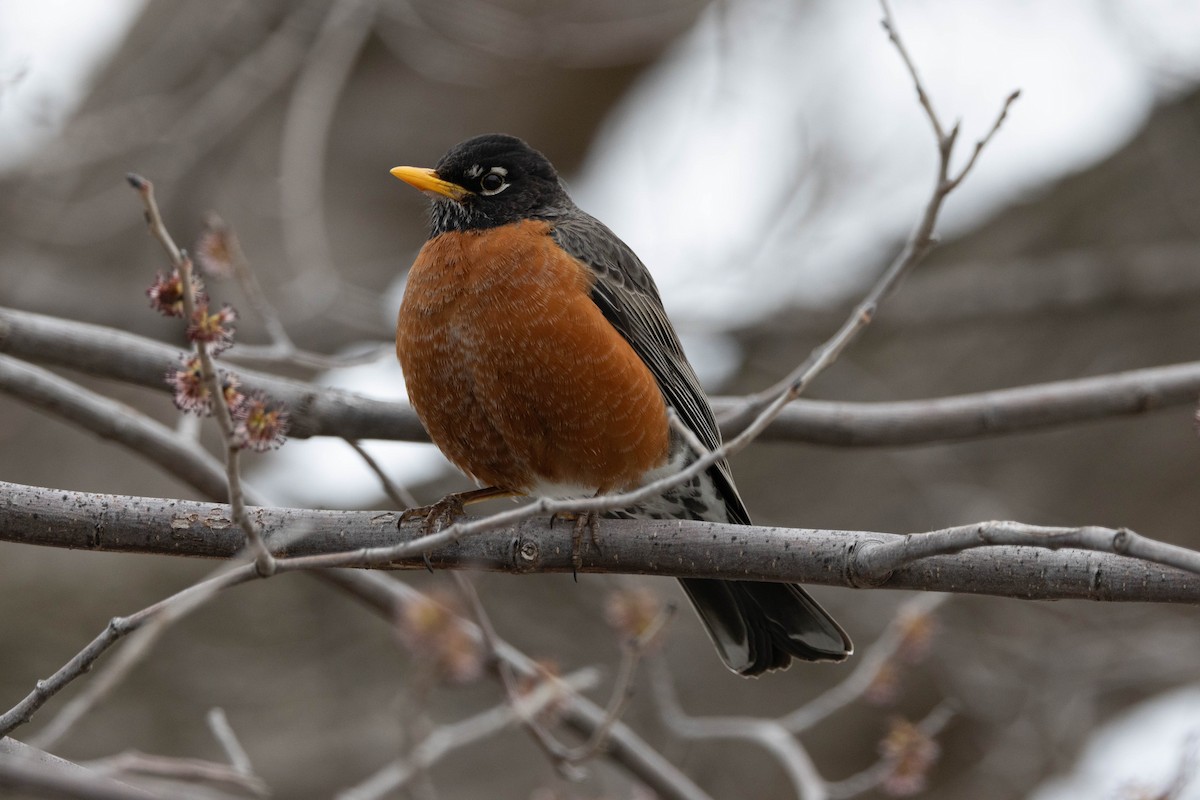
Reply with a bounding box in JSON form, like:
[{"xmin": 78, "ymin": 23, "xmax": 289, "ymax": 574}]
[{"xmin": 389, "ymin": 166, "xmax": 472, "ymax": 201}]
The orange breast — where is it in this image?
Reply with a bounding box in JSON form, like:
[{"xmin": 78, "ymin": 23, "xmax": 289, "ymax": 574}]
[{"xmin": 396, "ymin": 219, "xmax": 669, "ymax": 494}]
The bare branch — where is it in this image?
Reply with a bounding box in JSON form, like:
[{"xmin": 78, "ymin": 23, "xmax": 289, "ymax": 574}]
[
  {"xmin": 84, "ymin": 750, "xmax": 269, "ymax": 797},
  {"xmin": 857, "ymin": 520, "xmax": 1200, "ymax": 579},
  {"xmin": 5, "ymin": 305, "xmax": 1198, "ymax": 447},
  {"xmin": 651, "ymin": 656, "xmax": 828, "ymax": 800},
  {"xmin": 337, "ymin": 668, "xmax": 600, "ymax": 800},
  {"xmin": 345, "ymin": 438, "xmax": 418, "ymax": 509},
  {"xmin": 722, "ymin": 2, "xmax": 1019, "ymax": 434},
  {"xmin": 782, "ymin": 593, "xmax": 949, "ymax": 733},
  {"xmin": 128, "ymin": 173, "xmax": 274, "ymax": 576},
  {"xmin": 0, "ymin": 354, "xmax": 266, "ymax": 505},
  {"xmin": 318, "ymin": 569, "xmax": 715, "ymax": 800},
  {"xmin": 878, "ymin": 0, "xmax": 944, "ymax": 142},
  {"xmin": 0, "ymin": 739, "xmax": 159, "ymax": 800},
  {"xmin": 0, "ymin": 304, "xmax": 427, "ymax": 441},
  {"xmin": 206, "ymin": 708, "xmax": 255, "ymax": 778},
  {"xmin": 4, "ymin": 481, "xmax": 1198, "ymax": 604},
  {"xmin": 944, "ymin": 89, "xmax": 1021, "ymax": 191},
  {"xmin": 716, "ymin": 359, "xmax": 1200, "ymax": 446},
  {"xmin": 0, "ymin": 563, "xmax": 256, "ymax": 738}
]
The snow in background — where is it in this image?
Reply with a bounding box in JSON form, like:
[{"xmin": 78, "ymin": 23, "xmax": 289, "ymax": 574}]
[
  {"xmin": 575, "ymin": 0, "xmax": 1200, "ymax": 327},
  {"xmin": 0, "ymin": 0, "xmax": 144, "ymax": 170},
  {"xmin": 1030, "ymin": 685, "xmax": 1200, "ymax": 800},
  {"xmin": 248, "ymin": 357, "xmax": 452, "ymax": 508}
]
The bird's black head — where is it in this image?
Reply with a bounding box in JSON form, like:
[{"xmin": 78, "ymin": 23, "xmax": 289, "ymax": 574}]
[{"xmin": 391, "ymin": 134, "xmax": 572, "ymax": 236}]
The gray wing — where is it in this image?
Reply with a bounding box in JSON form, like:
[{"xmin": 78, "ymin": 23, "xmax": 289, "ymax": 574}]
[{"xmin": 550, "ymin": 213, "xmax": 751, "ymax": 525}]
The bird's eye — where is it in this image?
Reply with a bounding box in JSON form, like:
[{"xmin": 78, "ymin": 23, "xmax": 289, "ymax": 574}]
[{"xmin": 479, "ymin": 169, "xmax": 508, "ymax": 195}]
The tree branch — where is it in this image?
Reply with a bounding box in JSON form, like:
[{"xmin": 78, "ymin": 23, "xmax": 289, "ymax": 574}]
[
  {"xmin": 651, "ymin": 657, "xmax": 828, "ymax": 800},
  {"xmin": 127, "ymin": 173, "xmax": 274, "ymax": 576},
  {"xmin": 3, "ymin": 480, "xmax": 1198, "ymax": 603},
  {"xmin": 0, "ymin": 738, "xmax": 159, "ymax": 800},
  {"xmin": 316, "ymin": 570, "xmax": 716, "ymax": 800},
  {"xmin": 0, "ymin": 354, "xmax": 263, "ymax": 504},
  {"xmin": 337, "ymin": 669, "xmax": 600, "ymax": 800},
  {"xmin": 4, "ymin": 305, "xmax": 1198, "ymax": 448}
]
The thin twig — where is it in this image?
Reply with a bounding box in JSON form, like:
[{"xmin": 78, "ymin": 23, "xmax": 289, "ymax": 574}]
[
  {"xmin": 318, "ymin": 569, "xmax": 715, "ymax": 800},
  {"xmin": 84, "ymin": 750, "xmax": 269, "ymax": 797},
  {"xmin": 879, "ymin": 0, "xmax": 944, "ymax": 142},
  {"xmin": 824, "ymin": 702, "xmax": 956, "ymax": 799},
  {"xmin": 199, "ymin": 214, "xmax": 394, "ymax": 371},
  {"xmin": 336, "ymin": 668, "xmax": 600, "ymax": 800},
  {"xmin": 782, "ymin": 593, "xmax": 949, "ymax": 733},
  {"xmin": 453, "ymin": 574, "xmax": 587, "ymax": 778},
  {"xmin": 28, "ymin": 569, "xmax": 221, "ymax": 750},
  {"xmin": 207, "ymin": 708, "xmax": 255, "ymax": 777},
  {"xmin": 721, "ymin": 2, "xmax": 1020, "ymax": 434},
  {"xmin": 856, "ymin": 520, "xmax": 1200, "ymax": 580},
  {"xmin": 346, "ymin": 438, "xmax": 418, "ymax": 509},
  {"xmin": 204, "ymin": 211, "xmax": 297, "ymax": 353},
  {"xmin": 559, "ymin": 602, "xmax": 675, "ymax": 765},
  {"xmin": 127, "ymin": 172, "xmax": 275, "ymax": 577},
  {"xmin": 651, "ymin": 657, "xmax": 829, "ymax": 800},
  {"xmin": 0, "ymin": 564, "xmax": 257, "ymax": 738}
]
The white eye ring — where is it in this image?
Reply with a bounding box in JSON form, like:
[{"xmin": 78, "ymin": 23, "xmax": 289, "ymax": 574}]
[{"xmin": 479, "ymin": 167, "xmax": 508, "ymax": 195}]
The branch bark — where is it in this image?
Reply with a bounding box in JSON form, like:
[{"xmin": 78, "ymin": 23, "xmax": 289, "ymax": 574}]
[
  {"xmin": 4, "ymin": 305, "xmax": 1198, "ymax": 448},
  {"xmin": 3, "ymin": 480, "xmax": 1198, "ymax": 603}
]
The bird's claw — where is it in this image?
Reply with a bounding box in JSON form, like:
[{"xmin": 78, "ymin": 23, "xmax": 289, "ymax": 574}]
[
  {"xmin": 399, "ymin": 495, "xmax": 467, "ymax": 571},
  {"xmin": 555, "ymin": 510, "xmax": 601, "ymax": 581}
]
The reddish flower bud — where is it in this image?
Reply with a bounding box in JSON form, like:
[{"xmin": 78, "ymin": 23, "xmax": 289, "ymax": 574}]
[
  {"xmin": 187, "ymin": 303, "xmax": 237, "ymax": 353},
  {"xmin": 880, "ymin": 717, "xmax": 941, "ymax": 796},
  {"xmin": 864, "ymin": 662, "xmax": 902, "ymax": 706},
  {"xmin": 395, "ymin": 591, "xmax": 484, "ymax": 684},
  {"xmin": 146, "ymin": 268, "xmax": 205, "ymax": 317},
  {"xmin": 604, "ymin": 587, "xmax": 663, "ymax": 643},
  {"xmin": 231, "ymin": 391, "xmax": 289, "ymax": 452},
  {"xmin": 194, "ymin": 214, "xmax": 237, "ymax": 279},
  {"xmin": 166, "ymin": 355, "xmax": 242, "ymax": 416},
  {"xmin": 896, "ymin": 608, "xmax": 938, "ymax": 665}
]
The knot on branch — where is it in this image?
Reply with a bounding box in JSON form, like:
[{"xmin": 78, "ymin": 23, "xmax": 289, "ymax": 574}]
[
  {"xmin": 1112, "ymin": 527, "xmax": 1132, "ymax": 555},
  {"xmin": 846, "ymin": 537, "xmax": 893, "ymax": 588},
  {"xmin": 511, "ymin": 536, "xmax": 541, "ymax": 573}
]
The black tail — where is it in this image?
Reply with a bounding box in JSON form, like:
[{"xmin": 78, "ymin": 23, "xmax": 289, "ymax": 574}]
[{"xmin": 679, "ymin": 578, "xmax": 852, "ymax": 676}]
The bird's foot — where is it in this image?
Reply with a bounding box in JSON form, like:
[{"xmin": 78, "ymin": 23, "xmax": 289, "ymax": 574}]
[
  {"xmin": 398, "ymin": 495, "xmax": 467, "ymax": 572},
  {"xmin": 398, "ymin": 486, "xmax": 514, "ymax": 571},
  {"xmin": 554, "ymin": 510, "xmax": 601, "ymax": 580},
  {"xmin": 399, "ymin": 486, "xmax": 515, "ymax": 534},
  {"xmin": 400, "ymin": 494, "xmax": 467, "ymax": 535}
]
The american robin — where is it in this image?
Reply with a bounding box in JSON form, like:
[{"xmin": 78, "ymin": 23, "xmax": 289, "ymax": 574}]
[{"xmin": 391, "ymin": 133, "xmax": 852, "ymax": 675}]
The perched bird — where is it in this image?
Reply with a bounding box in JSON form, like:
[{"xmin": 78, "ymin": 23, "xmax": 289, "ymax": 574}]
[{"xmin": 391, "ymin": 134, "xmax": 852, "ymax": 675}]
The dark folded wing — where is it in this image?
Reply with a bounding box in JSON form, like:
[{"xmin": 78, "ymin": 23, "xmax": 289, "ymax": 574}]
[{"xmin": 550, "ymin": 212, "xmax": 750, "ymax": 525}]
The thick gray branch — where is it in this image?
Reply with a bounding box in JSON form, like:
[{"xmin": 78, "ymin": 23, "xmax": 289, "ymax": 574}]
[
  {"xmin": 0, "ymin": 354, "xmax": 264, "ymax": 505},
  {"xmin": 0, "ymin": 305, "xmax": 425, "ymax": 441},
  {"xmin": 3, "ymin": 480, "xmax": 1198, "ymax": 603},
  {"xmin": 4, "ymin": 306, "xmax": 1197, "ymax": 448},
  {"xmin": 713, "ymin": 359, "xmax": 1200, "ymax": 445}
]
